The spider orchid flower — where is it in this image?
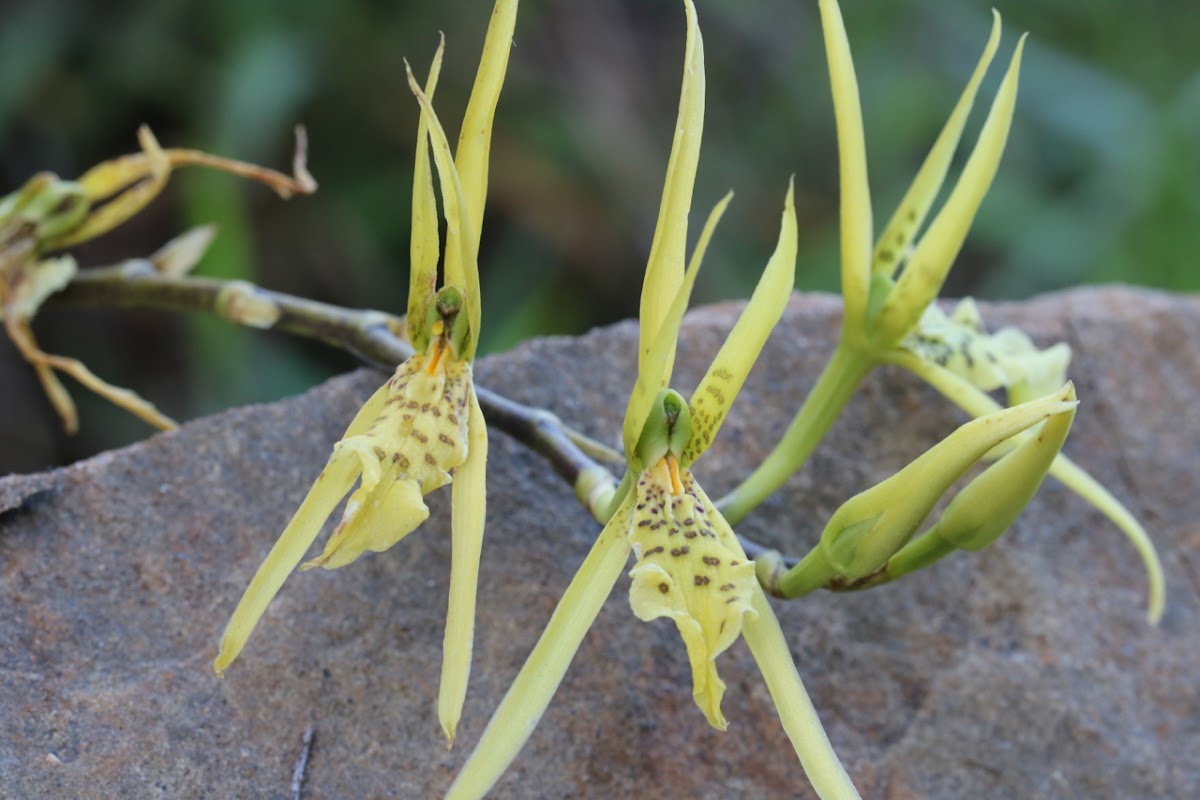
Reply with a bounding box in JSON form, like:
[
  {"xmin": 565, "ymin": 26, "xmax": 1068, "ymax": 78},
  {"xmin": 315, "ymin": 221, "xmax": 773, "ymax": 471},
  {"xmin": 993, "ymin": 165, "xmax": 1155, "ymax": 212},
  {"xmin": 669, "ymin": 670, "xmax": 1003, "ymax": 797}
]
[
  {"xmin": 0, "ymin": 126, "xmax": 314, "ymax": 433},
  {"xmin": 446, "ymin": 4, "xmax": 860, "ymax": 798},
  {"xmin": 214, "ymin": 0, "xmax": 518, "ymax": 746},
  {"xmin": 718, "ymin": 0, "xmax": 1163, "ymax": 623}
]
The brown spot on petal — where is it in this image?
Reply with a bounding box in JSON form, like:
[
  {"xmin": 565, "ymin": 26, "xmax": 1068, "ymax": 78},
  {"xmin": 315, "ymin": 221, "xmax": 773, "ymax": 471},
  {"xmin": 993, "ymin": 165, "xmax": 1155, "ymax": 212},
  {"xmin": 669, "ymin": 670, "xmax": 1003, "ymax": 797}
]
[
  {"xmin": 693, "ymin": 575, "xmax": 710, "ymax": 587},
  {"xmin": 659, "ymin": 583, "xmax": 670, "ymax": 594}
]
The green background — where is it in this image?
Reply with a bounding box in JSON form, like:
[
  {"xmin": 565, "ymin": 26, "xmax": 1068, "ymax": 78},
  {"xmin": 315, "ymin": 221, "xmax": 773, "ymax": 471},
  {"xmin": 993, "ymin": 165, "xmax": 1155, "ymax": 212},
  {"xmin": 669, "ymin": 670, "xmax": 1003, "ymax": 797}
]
[{"xmin": 2, "ymin": 0, "xmax": 1196, "ymax": 471}]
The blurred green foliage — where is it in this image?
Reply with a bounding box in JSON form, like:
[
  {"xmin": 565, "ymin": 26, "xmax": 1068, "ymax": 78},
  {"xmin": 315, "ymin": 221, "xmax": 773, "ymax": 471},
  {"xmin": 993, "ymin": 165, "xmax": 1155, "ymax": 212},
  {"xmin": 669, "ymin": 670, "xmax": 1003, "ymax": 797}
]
[{"xmin": 2, "ymin": 0, "xmax": 1197, "ymax": 470}]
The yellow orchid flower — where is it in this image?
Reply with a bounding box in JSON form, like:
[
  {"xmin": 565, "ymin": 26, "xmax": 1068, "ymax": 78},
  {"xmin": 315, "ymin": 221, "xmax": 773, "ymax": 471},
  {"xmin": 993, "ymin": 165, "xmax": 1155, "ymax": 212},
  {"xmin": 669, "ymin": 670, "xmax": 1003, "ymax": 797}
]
[
  {"xmin": 446, "ymin": 4, "xmax": 860, "ymax": 798},
  {"xmin": 717, "ymin": 0, "xmax": 1163, "ymax": 624},
  {"xmin": 0, "ymin": 127, "xmax": 314, "ymax": 433},
  {"xmin": 214, "ymin": 0, "xmax": 517, "ymax": 747}
]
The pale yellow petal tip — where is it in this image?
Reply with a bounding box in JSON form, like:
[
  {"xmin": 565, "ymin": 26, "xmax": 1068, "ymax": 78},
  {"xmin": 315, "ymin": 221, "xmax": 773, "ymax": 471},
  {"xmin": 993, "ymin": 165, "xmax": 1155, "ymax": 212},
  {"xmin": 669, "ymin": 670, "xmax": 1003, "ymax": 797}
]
[
  {"xmin": 441, "ymin": 719, "xmax": 457, "ymax": 749},
  {"xmin": 1145, "ymin": 552, "xmax": 1165, "ymax": 626},
  {"xmin": 213, "ymin": 644, "xmax": 237, "ymax": 679},
  {"xmin": 695, "ymin": 662, "xmax": 729, "ymax": 731}
]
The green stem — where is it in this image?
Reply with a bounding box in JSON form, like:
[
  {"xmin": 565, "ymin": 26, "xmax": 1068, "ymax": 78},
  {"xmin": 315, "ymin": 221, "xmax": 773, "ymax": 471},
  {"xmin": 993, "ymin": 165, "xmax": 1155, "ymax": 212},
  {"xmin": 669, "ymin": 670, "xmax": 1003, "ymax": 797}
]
[{"xmin": 717, "ymin": 341, "xmax": 874, "ymax": 524}]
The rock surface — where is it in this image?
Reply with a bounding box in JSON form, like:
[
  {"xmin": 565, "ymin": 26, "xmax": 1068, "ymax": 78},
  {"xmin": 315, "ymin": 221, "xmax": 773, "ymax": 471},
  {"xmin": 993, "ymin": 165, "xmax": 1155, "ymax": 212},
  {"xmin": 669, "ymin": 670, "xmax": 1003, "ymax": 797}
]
[{"xmin": 1, "ymin": 287, "xmax": 1197, "ymax": 799}]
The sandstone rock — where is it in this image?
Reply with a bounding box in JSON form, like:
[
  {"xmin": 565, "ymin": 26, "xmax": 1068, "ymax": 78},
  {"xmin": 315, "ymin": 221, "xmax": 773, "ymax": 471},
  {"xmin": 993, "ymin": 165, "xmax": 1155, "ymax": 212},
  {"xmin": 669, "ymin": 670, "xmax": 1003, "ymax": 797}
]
[{"xmin": 1, "ymin": 287, "xmax": 1196, "ymax": 799}]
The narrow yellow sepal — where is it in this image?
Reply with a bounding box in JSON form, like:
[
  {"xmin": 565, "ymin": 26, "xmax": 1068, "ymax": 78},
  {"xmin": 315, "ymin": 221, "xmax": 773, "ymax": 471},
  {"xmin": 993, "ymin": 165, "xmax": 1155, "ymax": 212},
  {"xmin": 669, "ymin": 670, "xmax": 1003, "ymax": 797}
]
[
  {"xmin": 818, "ymin": 0, "xmax": 873, "ymax": 335},
  {"xmin": 405, "ymin": 62, "xmax": 481, "ymax": 360},
  {"xmin": 439, "ymin": 388, "xmax": 489, "ymax": 746},
  {"xmin": 213, "ymin": 451, "xmax": 360, "ymax": 677},
  {"xmin": 212, "ymin": 382, "xmax": 390, "ymax": 676},
  {"xmin": 871, "ymin": 35, "xmax": 1026, "ymax": 346},
  {"xmin": 871, "ymin": 11, "xmax": 1001, "ymax": 279},
  {"xmin": 455, "ymin": 0, "xmax": 518, "ymax": 254},
  {"xmin": 445, "ymin": 492, "xmax": 635, "ymax": 800},
  {"xmin": 682, "ymin": 180, "xmax": 797, "ymax": 465},
  {"xmin": 444, "ymin": 0, "xmax": 517, "ymax": 350},
  {"xmin": 408, "ymin": 39, "xmax": 446, "ymax": 352},
  {"xmin": 622, "ymin": 192, "xmax": 732, "ymax": 463},
  {"xmin": 638, "ymin": 0, "xmax": 706, "ymax": 386},
  {"xmin": 742, "ymin": 585, "xmax": 862, "ymax": 800}
]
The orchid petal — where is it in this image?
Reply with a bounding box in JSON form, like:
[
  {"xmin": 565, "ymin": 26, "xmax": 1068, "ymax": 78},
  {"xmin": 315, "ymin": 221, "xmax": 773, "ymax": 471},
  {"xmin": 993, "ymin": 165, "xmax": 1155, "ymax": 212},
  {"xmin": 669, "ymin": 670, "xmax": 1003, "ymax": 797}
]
[
  {"xmin": 638, "ymin": 0, "xmax": 705, "ymax": 383},
  {"xmin": 627, "ymin": 464, "xmax": 756, "ymax": 729},
  {"xmin": 623, "ymin": 192, "xmax": 731, "ymax": 463},
  {"xmin": 405, "ymin": 62, "xmax": 481, "ymax": 360},
  {"xmin": 446, "ymin": 0, "xmax": 517, "ymax": 347},
  {"xmin": 682, "ymin": 180, "xmax": 797, "ymax": 465},
  {"xmin": 872, "ymin": 36, "xmax": 1026, "ymax": 346},
  {"xmin": 872, "ymin": 11, "xmax": 1001, "ymax": 279},
  {"xmin": 54, "ymin": 126, "xmax": 172, "ymax": 248},
  {"xmin": 408, "ymin": 38, "xmax": 446, "ymax": 352},
  {"xmin": 818, "ymin": 0, "xmax": 873, "ymax": 335}
]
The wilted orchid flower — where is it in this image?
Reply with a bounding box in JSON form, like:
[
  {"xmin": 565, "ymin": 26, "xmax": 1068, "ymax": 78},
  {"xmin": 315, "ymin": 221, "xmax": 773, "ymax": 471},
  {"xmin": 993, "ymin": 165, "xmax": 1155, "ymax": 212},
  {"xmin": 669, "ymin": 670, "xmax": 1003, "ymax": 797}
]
[
  {"xmin": 902, "ymin": 298, "xmax": 1071, "ymax": 405},
  {"xmin": 446, "ymin": 4, "xmax": 860, "ymax": 798},
  {"xmin": 0, "ymin": 126, "xmax": 314, "ymax": 433},
  {"xmin": 718, "ymin": 0, "xmax": 1162, "ymax": 623},
  {"xmin": 214, "ymin": 0, "xmax": 517, "ymax": 746}
]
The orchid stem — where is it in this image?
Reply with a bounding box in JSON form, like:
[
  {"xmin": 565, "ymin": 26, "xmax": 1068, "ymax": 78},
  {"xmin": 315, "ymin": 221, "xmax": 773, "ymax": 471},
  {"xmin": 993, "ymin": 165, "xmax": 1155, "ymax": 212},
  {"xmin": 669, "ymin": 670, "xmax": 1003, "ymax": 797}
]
[
  {"xmin": 47, "ymin": 264, "xmax": 708, "ymax": 539},
  {"xmin": 717, "ymin": 341, "xmax": 873, "ymax": 524}
]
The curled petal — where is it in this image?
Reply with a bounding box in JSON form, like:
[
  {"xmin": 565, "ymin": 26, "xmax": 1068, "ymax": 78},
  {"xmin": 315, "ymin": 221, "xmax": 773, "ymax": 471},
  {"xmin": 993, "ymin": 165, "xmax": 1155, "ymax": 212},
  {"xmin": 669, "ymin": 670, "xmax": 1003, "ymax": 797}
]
[
  {"xmin": 301, "ymin": 475, "xmax": 429, "ymax": 570},
  {"xmin": 902, "ymin": 298, "xmax": 1071, "ymax": 404}
]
